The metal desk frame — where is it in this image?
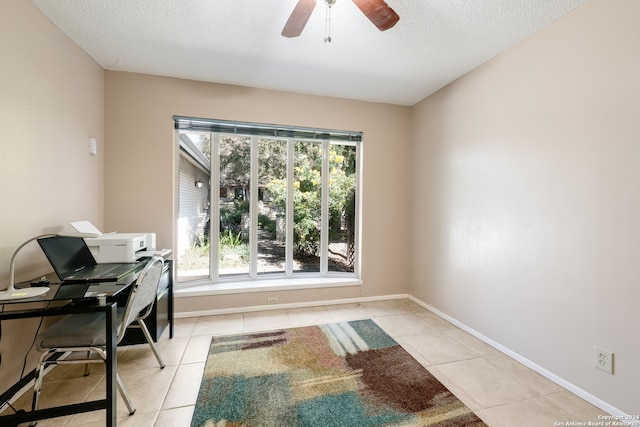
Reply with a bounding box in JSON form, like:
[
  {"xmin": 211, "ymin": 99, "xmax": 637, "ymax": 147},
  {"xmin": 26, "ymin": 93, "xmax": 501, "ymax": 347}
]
[{"xmin": 0, "ymin": 297, "xmax": 120, "ymax": 426}]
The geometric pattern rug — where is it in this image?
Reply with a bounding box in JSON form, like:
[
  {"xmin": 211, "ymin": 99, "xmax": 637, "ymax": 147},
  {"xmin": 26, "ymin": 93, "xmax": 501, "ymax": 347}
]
[{"xmin": 191, "ymin": 319, "xmax": 487, "ymax": 427}]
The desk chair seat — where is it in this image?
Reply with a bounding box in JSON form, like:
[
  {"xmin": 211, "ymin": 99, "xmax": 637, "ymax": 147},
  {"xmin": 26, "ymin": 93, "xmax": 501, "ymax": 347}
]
[{"xmin": 31, "ymin": 256, "xmax": 166, "ymax": 421}]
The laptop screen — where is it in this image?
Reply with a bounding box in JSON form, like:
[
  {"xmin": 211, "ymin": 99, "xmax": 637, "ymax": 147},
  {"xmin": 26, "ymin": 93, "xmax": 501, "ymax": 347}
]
[{"xmin": 38, "ymin": 236, "xmax": 97, "ymax": 279}]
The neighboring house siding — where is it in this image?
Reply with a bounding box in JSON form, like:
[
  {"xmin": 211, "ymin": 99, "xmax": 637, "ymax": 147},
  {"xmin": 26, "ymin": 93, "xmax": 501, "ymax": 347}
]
[{"xmin": 178, "ymin": 155, "xmax": 210, "ymax": 255}]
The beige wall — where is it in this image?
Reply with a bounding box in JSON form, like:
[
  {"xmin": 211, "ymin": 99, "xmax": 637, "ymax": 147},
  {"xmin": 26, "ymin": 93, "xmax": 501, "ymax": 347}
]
[
  {"xmin": 0, "ymin": 0, "xmax": 104, "ymax": 395},
  {"xmin": 104, "ymin": 72, "xmax": 413, "ymax": 312},
  {"xmin": 4, "ymin": 0, "xmax": 634, "ymax": 416},
  {"xmin": 411, "ymin": 0, "xmax": 639, "ymax": 415}
]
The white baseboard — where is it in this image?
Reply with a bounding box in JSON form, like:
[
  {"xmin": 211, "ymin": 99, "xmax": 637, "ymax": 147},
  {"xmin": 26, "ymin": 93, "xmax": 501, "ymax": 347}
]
[
  {"xmin": 174, "ymin": 293, "xmax": 409, "ymax": 318},
  {"xmin": 407, "ymin": 295, "xmax": 638, "ymax": 424}
]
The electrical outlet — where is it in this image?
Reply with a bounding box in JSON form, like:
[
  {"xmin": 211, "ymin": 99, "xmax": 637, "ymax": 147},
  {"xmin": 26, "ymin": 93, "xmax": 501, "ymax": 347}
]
[
  {"xmin": 267, "ymin": 297, "xmax": 278, "ymax": 304},
  {"xmin": 594, "ymin": 346, "xmax": 614, "ymax": 374}
]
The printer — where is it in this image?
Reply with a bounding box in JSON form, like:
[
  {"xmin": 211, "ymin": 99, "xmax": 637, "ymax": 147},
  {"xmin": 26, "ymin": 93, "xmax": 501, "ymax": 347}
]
[
  {"xmin": 65, "ymin": 221, "xmax": 157, "ymax": 263},
  {"xmin": 85, "ymin": 232, "xmax": 156, "ymax": 263}
]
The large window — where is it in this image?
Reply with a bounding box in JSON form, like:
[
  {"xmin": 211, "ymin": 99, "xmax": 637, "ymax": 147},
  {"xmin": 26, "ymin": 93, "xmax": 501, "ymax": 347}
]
[{"xmin": 175, "ymin": 117, "xmax": 361, "ymax": 287}]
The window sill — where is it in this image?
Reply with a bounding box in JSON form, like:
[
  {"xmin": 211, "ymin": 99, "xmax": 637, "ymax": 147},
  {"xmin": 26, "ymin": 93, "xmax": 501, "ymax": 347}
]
[{"xmin": 174, "ymin": 277, "xmax": 362, "ymax": 297}]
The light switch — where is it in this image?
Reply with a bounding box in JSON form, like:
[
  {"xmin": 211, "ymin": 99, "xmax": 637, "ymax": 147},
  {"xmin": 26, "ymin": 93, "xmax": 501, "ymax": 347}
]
[{"xmin": 88, "ymin": 137, "xmax": 97, "ymax": 155}]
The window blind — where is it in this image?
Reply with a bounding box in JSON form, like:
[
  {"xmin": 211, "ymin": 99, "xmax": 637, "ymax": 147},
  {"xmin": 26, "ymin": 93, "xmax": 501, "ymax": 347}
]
[{"xmin": 173, "ymin": 116, "xmax": 362, "ymax": 143}]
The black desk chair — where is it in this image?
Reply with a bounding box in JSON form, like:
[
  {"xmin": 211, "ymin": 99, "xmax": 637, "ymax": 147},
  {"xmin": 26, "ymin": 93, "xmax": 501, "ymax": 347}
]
[{"xmin": 30, "ymin": 256, "xmax": 166, "ymax": 420}]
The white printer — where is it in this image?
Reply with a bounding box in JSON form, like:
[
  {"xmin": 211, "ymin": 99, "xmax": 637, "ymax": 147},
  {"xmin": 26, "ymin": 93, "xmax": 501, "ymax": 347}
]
[
  {"xmin": 65, "ymin": 221, "xmax": 157, "ymax": 263},
  {"xmin": 85, "ymin": 232, "xmax": 156, "ymax": 263}
]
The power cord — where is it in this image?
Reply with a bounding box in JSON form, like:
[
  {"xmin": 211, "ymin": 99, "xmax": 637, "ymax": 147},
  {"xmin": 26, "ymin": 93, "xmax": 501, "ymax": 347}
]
[
  {"xmin": 19, "ymin": 303, "xmax": 49, "ymax": 379},
  {"xmin": 0, "ymin": 401, "xmax": 25, "ymax": 427},
  {"xmin": 0, "ymin": 301, "xmax": 49, "ymax": 418},
  {"xmin": 0, "ymin": 303, "xmax": 4, "ymax": 369},
  {"xmin": 0, "ymin": 306, "xmax": 22, "ymax": 422},
  {"xmin": 1, "ymin": 400, "xmax": 23, "ymax": 414}
]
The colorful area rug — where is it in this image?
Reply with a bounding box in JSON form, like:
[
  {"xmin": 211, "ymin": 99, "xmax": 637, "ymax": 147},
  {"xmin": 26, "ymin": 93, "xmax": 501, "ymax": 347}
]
[{"xmin": 191, "ymin": 319, "xmax": 487, "ymax": 427}]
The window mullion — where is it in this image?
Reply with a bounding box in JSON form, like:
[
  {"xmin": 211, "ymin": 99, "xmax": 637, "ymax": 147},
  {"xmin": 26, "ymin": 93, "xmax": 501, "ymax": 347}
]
[
  {"xmin": 320, "ymin": 139, "xmax": 330, "ymax": 275},
  {"xmin": 249, "ymin": 136, "xmax": 258, "ymax": 278},
  {"xmin": 211, "ymin": 133, "xmax": 220, "ymax": 283},
  {"xmin": 286, "ymin": 138, "xmax": 294, "ymax": 276},
  {"xmin": 354, "ymin": 142, "xmax": 362, "ymax": 277}
]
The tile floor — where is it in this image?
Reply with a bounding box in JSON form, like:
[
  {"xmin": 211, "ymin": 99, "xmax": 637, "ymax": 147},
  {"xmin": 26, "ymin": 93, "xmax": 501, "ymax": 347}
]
[{"xmin": 12, "ymin": 299, "xmax": 609, "ymax": 426}]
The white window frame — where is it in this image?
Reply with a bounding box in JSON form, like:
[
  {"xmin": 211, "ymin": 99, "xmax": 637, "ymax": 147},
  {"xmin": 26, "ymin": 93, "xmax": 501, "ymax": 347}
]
[{"xmin": 174, "ymin": 117, "xmax": 362, "ymax": 293}]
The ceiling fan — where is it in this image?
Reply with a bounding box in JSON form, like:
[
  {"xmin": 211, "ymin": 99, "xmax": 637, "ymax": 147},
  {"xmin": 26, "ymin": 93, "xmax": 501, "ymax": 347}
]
[{"xmin": 282, "ymin": 0, "xmax": 399, "ymax": 41}]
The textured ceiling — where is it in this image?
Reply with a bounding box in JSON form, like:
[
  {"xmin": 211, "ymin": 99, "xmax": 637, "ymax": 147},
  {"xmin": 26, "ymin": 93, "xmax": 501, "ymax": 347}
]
[{"xmin": 32, "ymin": 0, "xmax": 589, "ymax": 106}]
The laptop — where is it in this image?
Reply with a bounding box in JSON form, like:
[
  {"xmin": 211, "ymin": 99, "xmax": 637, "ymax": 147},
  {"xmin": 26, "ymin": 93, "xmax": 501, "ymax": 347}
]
[{"xmin": 38, "ymin": 236, "xmax": 141, "ymax": 283}]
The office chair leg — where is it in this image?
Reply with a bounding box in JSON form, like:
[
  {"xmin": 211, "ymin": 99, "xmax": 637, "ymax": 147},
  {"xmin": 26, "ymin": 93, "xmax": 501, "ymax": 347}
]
[
  {"xmin": 84, "ymin": 350, "xmax": 91, "ymax": 376},
  {"xmin": 138, "ymin": 319, "xmax": 165, "ymax": 368},
  {"xmin": 30, "ymin": 352, "xmax": 50, "ymax": 426},
  {"xmin": 92, "ymin": 347, "xmax": 136, "ymax": 415},
  {"xmin": 117, "ymin": 373, "xmax": 136, "ymax": 415}
]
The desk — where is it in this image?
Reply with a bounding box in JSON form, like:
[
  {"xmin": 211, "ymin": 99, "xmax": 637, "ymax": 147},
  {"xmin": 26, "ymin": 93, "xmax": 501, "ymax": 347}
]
[{"xmin": 0, "ymin": 282, "xmax": 131, "ymax": 427}]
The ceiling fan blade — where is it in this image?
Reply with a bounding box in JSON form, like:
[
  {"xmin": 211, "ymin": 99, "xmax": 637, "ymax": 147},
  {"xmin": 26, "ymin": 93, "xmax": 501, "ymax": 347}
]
[
  {"xmin": 282, "ymin": 0, "xmax": 317, "ymax": 38},
  {"xmin": 352, "ymin": 0, "xmax": 399, "ymax": 31}
]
